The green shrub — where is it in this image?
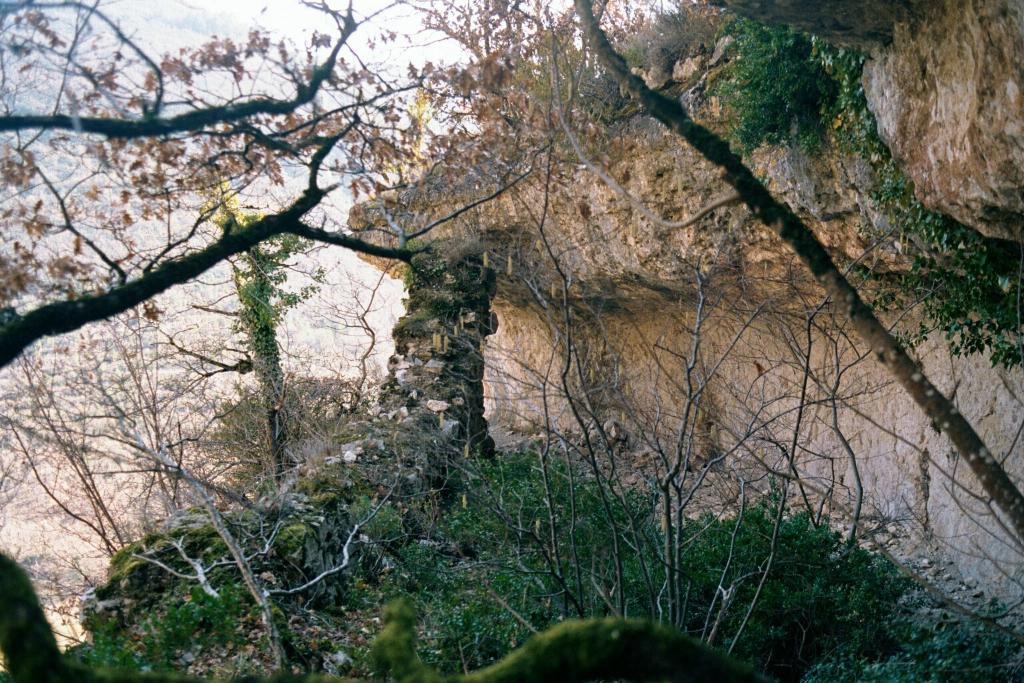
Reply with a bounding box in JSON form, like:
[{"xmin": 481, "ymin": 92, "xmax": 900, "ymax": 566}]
[
  {"xmin": 713, "ymin": 18, "xmax": 835, "ymax": 152},
  {"xmin": 358, "ymin": 450, "xmax": 969, "ymax": 681},
  {"xmin": 445, "ymin": 452, "xmax": 659, "ymax": 619},
  {"xmin": 351, "ymin": 495, "xmax": 404, "ymax": 541},
  {"xmin": 75, "ymin": 449, "xmax": 1023, "ymax": 679},
  {"xmin": 807, "ymin": 613, "xmax": 1024, "ymax": 682},
  {"xmin": 391, "ymin": 541, "xmax": 541, "ymax": 671},
  {"xmin": 678, "ymin": 503, "xmax": 905, "ymax": 681},
  {"xmin": 362, "ymin": 452, "xmax": 659, "ymax": 673},
  {"xmin": 76, "ymin": 583, "xmax": 255, "ymax": 673}
]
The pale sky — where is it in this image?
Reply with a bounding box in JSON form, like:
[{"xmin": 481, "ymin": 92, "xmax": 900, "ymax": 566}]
[{"xmin": 107, "ymin": 0, "xmax": 459, "ymax": 67}]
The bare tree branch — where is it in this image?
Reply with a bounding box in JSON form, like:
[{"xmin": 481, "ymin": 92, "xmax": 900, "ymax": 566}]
[{"xmin": 0, "ymin": 5, "xmax": 358, "ymax": 138}]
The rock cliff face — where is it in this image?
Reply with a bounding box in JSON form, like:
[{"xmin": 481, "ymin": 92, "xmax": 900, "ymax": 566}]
[
  {"xmin": 474, "ymin": 80, "xmax": 1024, "ymax": 599},
  {"xmin": 863, "ymin": 0, "xmax": 1024, "ymax": 242},
  {"xmin": 358, "ymin": 135, "xmax": 1023, "ymax": 598},
  {"xmin": 354, "ymin": 0, "xmax": 1024, "ymax": 598},
  {"xmin": 725, "ymin": 0, "xmax": 1024, "ymax": 241},
  {"xmin": 484, "ymin": 294, "xmax": 1024, "ymax": 592}
]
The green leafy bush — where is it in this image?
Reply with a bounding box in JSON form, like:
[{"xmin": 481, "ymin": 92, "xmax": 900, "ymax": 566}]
[
  {"xmin": 678, "ymin": 502, "xmax": 904, "ymax": 681},
  {"xmin": 391, "ymin": 540, "xmax": 541, "ymax": 671},
  {"xmin": 74, "ymin": 449, "xmax": 1022, "ymax": 679},
  {"xmin": 76, "ymin": 583, "xmax": 255, "ymax": 673},
  {"xmin": 351, "ymin": 495, "xmax": 404, "ymax": 541},
  {"xmin": 354, "ymin": 451, "xmax": 992, "ymax": 681},
  {"xmin": 714, "ymin": 19, "xmax": 835, "ymax": 152},
  {"xmin": 807, "ymin": 613, "xmax": 1024, "ymax": 682},
  {"xmin": 348, "ymin": 452, "xmax": 660, "ymax": 673}
]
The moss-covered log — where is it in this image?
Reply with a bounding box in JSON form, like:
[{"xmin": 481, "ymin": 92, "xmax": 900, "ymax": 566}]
[
  {"xmin": 0, "ymin": 552, "xmax": 66, "ymax": 683},
  {"xmin": 1, "ymin": 552, "xmax": 764, "ymax": 683}
]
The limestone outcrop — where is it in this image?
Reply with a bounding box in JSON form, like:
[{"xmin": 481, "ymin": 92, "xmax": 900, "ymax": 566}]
[
  {"xmin": 863, "ymin": 0, "xmax": 1024, "ymax": 242},
  {"xmin": 722, "ymin": 0, "xmax": 1024, "ymax": 242},
  {"xmin": 357, "ymin": 116, "xmax": 1023, "ymax": 599},
  {"xmin": 352, "ymin": 0, "xmax": 1024, "ymax": 602}
]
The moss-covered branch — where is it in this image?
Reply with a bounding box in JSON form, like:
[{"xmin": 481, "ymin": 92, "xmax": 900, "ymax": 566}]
[
  {"xmin": 1, "ymin": 552, "xmax": 763, "ymax": 683},
  {"xmin": 458, "ymin": 616, "xmax": 764, "ymax": 683},
  {"xmin": 0, "ymin": 553, "xmax": 66, "ymax": 683}
]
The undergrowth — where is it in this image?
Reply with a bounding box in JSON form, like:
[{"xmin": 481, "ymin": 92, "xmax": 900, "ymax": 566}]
[
  {"xmin": 345, "ymin": 451, "xmax": 1021, "ymax": 681},
  {"xmin": 74, "ymin": 582, "xmax": 260, "ymax": 674},
  {"xmin": 69, "ymin": 450, "xmax": 1023, "ymax": 680}
]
